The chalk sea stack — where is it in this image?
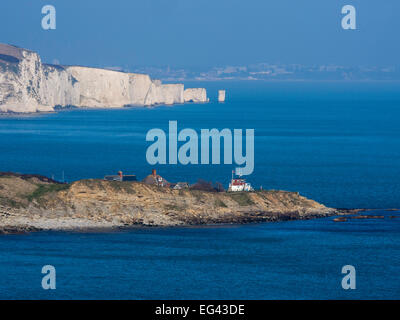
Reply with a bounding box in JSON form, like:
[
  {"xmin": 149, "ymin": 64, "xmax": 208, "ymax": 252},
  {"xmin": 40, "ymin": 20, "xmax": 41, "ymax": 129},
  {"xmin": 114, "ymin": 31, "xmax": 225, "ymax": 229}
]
[{"xmin": 218, "ymin": 90, "xmax": 226, "ymax": 102}]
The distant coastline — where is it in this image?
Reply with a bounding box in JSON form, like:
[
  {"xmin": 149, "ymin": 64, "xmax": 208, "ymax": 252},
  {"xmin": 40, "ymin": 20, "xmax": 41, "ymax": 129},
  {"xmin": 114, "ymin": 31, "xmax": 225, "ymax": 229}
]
[{"xmin": 132, "ymin": 63, "xmax": 400, "ymax": 82}]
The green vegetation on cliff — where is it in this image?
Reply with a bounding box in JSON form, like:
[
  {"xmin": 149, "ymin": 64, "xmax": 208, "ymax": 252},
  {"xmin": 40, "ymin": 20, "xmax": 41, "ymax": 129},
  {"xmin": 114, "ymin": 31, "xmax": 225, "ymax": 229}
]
[
  {"xmin": 0, "ymin": 172, "xmax": 336, "ymax": 229},
  {"xmin": 26, "ymin": 184, "xmax": 70, "ymax": 202}
]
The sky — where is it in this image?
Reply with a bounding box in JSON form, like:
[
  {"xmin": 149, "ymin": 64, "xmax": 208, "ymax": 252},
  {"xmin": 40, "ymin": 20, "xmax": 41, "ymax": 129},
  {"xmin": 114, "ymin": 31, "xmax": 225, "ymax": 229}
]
[{"xmin": 0, "ymin": 0, "xmax": 399, "ymax": 68}]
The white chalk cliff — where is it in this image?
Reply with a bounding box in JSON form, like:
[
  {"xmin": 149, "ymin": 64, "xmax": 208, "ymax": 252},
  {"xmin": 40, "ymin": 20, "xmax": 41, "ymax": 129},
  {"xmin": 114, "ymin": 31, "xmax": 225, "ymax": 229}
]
[
  {"xmin": 0, "ymin": 43, "xmax": 208, "ymax": 113},
  {"xmin": 184, "ymin": 88, "xmax": 209, "ymax": 103}
]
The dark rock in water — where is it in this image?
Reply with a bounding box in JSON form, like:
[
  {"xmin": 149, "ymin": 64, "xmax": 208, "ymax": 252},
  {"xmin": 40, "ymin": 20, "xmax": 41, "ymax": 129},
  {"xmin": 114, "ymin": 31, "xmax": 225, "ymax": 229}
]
[
  {"xmin": 0, "ymin": 226, "xmax": 42, "ymax": 235},
  {"xmin": 337, "ymin": 208, "xmax": 362, "ymax": 214},
  {"xmin": 350, "ymin": 215, "xmax": 384, "ymax": 219},
  {"xmin": 333, "ymin": 217, "xmax": 347, "ymax": 222}
]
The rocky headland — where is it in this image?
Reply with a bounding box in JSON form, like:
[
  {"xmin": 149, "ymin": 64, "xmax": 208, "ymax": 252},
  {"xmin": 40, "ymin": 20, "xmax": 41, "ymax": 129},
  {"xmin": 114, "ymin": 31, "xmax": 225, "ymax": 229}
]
[
  {"xmin": 0, "ymin": 43, "xmax": 208, "ymax": 113},
  {"xmin": 0, "ymin": 172, "xmax": 338, "ymax": 234}
]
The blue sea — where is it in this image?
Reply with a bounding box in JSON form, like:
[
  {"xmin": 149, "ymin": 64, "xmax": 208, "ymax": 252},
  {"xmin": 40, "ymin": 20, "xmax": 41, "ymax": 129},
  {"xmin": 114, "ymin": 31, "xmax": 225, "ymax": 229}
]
[{"xmin": 0, "ymin": 81, "xmax": 399, "ymax": 299}]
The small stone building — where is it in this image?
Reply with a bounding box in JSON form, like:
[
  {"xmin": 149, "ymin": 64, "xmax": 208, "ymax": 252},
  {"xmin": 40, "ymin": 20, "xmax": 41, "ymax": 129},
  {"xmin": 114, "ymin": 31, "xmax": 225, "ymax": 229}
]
[{"xmin": 142, "ymin": 169, "xmax": 169, "ymax": 187}]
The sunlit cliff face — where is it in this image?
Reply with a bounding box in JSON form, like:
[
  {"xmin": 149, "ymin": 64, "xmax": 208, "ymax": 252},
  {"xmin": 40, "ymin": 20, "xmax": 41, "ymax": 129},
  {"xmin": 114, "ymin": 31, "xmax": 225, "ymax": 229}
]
[{"xmin": 0, "ymin": 43, "xmax": 208, "ymax": 113}]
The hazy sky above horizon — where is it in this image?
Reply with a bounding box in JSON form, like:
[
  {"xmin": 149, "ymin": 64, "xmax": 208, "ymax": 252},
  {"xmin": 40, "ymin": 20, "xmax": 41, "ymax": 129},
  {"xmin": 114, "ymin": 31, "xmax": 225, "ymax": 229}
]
[{"xmin": 1, "ymin": 0, "xmax": 399, "ymax": 68}]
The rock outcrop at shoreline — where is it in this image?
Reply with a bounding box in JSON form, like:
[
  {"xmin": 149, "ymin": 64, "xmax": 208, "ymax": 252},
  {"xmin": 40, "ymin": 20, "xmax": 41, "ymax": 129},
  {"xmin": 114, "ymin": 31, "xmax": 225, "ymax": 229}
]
[
  {"xmin": 0, "ymin": 172, "xmax": 337, "ymax": 234},
  {"xmin": 0, "ymin": 43, "xmax": 208, "ymax": 113}
]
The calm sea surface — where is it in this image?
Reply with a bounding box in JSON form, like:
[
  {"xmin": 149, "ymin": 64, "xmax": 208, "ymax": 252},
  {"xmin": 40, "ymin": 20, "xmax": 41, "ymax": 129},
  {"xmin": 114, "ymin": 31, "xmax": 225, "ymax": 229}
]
[
  {"xmin": 0, "ymin": 210, "xmax": 399, "ymax": 299},
  {"xmin": 0, "ymin": 81, "xmax": 399, "ymax": 299}
]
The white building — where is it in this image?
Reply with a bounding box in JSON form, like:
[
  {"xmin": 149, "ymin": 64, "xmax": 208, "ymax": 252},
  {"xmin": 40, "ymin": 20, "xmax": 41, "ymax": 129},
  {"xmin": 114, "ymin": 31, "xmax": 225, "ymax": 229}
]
[{"xmin": 228, "ymin": 178, "xmax": 253, "ymax": 192}]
